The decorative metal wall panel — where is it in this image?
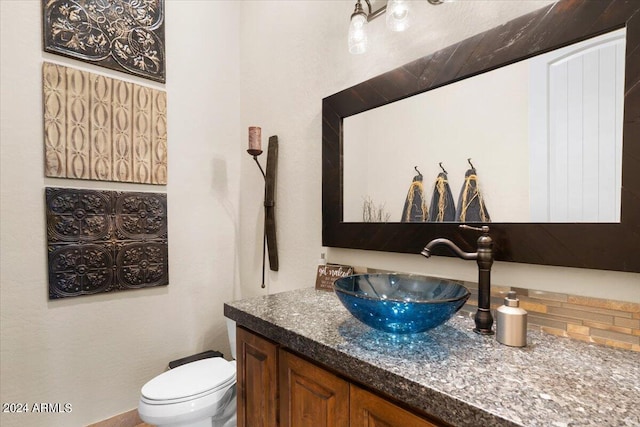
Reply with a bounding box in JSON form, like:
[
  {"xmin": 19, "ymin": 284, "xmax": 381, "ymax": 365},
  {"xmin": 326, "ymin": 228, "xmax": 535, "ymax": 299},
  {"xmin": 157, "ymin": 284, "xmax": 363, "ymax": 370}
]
[
  {"xmin": 46, "ymin": 187, "xmax": 168, "ymax": 299},
  {"xmin": 42, "ymin": 0, "xmax": 166, "ymax": 83},
  {"xmin": 43, "ymin": 62, "xmax": 168, "ymax": 184}
]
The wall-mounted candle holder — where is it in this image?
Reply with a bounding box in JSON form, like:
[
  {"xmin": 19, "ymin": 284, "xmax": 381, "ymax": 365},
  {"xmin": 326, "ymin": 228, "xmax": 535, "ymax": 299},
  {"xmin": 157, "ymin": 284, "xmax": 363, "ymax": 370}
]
[{"xmin": 247, "ymin": 127, "xmax": 279, "ymax": 288}]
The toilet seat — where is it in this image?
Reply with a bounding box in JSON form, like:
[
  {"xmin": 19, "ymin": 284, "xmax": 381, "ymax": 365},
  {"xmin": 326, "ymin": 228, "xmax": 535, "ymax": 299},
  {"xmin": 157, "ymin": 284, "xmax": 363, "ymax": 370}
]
[{"xmin": 141, "ymin": 358, "xmax": 236, "ymax": 405}]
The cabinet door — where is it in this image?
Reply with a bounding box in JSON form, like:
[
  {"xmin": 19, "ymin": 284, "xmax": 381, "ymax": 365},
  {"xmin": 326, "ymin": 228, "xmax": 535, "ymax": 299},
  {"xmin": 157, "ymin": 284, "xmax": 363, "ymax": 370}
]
[
  {"xmin": 279, "ymin": 349, "xmax": 349, "ymax": 427},
  {"xmin": 236, "ymin": 327, "xmax": 278, "ymax": 427},
  {"xmin": 350, "ymin": 385, "xmax": 442, "ymax": 427}
]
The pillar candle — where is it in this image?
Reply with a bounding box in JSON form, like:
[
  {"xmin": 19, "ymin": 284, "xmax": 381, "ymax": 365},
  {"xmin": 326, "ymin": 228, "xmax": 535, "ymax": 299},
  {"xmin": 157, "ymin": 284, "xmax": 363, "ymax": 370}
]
[{"xmin": 248, "ymin": 126, "xmax": 262, "ymax": 151}]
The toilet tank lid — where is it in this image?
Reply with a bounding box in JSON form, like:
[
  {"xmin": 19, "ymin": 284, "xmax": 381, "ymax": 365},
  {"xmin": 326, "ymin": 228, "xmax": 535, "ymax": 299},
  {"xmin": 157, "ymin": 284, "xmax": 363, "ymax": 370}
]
[{"xmin": 141, "ymin": 358, "xmax": 235, "ymax": 401}]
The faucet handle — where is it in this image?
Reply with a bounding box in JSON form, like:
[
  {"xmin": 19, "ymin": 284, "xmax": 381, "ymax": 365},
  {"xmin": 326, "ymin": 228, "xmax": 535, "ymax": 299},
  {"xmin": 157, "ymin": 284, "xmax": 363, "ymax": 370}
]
[{"xmin": 459, "ymin": 224, "xmax": 490, "ymax": 234}]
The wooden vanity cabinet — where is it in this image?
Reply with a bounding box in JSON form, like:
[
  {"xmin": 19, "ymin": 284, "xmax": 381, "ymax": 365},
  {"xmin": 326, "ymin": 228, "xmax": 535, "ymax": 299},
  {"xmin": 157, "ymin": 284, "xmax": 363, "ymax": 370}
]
[
  {"xmin": 279, "ymin": 349, "xmax": 349, "ymax": 427},
  {"xmin": 236, "ymin": 327, "xmax": 279, "ymax": 427},
  {"xmin": 350, "ymin": 385, "xmax": 440, "ymax": 427},
  {"xmin": 237, "ymin": 327, "xmax": 445, "ymax": 427}
]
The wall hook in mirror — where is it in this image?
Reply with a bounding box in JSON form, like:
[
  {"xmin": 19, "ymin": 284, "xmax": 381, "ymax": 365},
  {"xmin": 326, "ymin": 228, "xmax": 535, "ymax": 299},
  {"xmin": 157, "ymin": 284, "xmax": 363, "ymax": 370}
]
[
  {"xmin": 468, "ymin": 158, "xmax": 475, "ymax": 169},
  {"xmin": 439, "ymin": 162, "xmax": 448, "ymax": 174}
]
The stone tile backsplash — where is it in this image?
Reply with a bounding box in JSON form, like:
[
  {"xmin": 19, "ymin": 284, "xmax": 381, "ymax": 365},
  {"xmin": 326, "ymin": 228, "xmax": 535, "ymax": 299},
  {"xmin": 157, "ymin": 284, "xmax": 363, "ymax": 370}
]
[{"xmin": 460, "ymin": 280, "xmax": 640, "ymax": 352}]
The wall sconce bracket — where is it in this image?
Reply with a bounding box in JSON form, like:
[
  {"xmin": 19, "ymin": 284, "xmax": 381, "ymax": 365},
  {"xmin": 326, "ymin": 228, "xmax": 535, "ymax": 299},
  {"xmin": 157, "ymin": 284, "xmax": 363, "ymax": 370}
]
[{"xmin": 249, "ymin": 135, "xmax": 279, "ymax": 288}]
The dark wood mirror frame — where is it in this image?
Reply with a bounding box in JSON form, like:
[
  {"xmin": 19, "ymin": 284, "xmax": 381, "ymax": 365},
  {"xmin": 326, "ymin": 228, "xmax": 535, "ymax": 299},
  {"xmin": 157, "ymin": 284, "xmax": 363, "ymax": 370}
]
[{"xmin": 323, "ymin": 0, "xmax": 640, "ymax": 273}]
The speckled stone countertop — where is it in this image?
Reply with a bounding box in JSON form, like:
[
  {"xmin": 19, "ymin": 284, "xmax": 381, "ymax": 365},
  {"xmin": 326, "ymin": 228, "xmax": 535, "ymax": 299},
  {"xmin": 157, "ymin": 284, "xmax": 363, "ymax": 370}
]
[{"xmin": 224, "ymin": 288, "xmax": 640, "ymax": 427}]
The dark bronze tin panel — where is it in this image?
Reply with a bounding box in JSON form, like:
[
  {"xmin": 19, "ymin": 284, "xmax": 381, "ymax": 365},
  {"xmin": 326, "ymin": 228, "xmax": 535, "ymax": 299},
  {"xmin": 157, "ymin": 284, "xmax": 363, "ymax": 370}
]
[
  {"xmin": 42, "ymin": 0, "xmax": 166, "ymax": 83},
  {"xmin": 46, "ymin": 187, "xmax": 168, "ymax": 299}
]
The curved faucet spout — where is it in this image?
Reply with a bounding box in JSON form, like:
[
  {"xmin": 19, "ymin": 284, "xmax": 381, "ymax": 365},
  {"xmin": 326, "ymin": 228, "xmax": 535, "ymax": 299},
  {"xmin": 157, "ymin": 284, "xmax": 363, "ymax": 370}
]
[
  {"xmin": 421, "ymin": 238, "xmax": 478, "ymax": 261},
  {"xmin": 421, "ymin": 226, "xmax": 495, "ymax": 335}
]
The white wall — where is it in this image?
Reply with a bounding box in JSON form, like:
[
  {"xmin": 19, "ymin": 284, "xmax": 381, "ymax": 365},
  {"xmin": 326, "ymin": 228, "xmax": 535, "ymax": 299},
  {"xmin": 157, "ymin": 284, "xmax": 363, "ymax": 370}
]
[
  {"xmin": 0, "ymin": 1, "xmax": 241, "ymax": 426},
  {"xmin": 238, "ymin": 0, "xmax": 640, "ymax": 302}
]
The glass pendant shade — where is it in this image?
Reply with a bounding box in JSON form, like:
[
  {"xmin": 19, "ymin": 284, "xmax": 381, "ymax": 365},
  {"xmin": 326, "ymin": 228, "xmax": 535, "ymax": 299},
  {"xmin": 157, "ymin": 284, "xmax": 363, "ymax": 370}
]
[
  {"xmin": 386, "ymin": 0, "xmax": 411, "ymax": 32},
  {"xmin": 348, "ymin": 13, "xmax": 368, "ymax": 54}
]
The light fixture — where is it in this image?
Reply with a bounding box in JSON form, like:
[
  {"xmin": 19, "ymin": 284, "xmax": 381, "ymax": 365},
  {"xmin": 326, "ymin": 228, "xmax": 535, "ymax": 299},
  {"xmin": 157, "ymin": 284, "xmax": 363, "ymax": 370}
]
[
  {"xmin": 247, "ymin": 127, "xmax": 279, "ymax": 289},
  {"xmin": 348, "ymin": 0, "xmax": 446, "ymax": 54},
  {"xmin": 386, "ymin": 0, "xmax": 412, "ymax": 32},
  {"xmin": 348, "ymin": 1, "xmax": 369, "ymax": 54}
]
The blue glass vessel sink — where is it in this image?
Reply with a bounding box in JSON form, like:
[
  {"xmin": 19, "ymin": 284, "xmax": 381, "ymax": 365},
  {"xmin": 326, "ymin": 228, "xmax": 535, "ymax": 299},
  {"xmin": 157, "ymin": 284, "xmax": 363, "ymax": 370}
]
[{"xmin": 333, "ymin": 273, "xmax": 470, "ymax": 334}]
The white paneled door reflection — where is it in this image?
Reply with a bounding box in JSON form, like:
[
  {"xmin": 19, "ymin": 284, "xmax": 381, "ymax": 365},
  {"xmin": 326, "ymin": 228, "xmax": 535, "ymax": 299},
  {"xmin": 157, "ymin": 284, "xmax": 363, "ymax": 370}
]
[{"xmin": 529, "ymin": 29, "xmax": 625, "ymax": 223}]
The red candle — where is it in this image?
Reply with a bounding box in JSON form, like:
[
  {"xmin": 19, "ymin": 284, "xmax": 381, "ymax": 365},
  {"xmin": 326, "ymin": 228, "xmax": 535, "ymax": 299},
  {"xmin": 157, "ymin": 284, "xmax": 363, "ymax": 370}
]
[{"xmin": 248, "ymin": 126, "xmax": 262, "ymax": 152}]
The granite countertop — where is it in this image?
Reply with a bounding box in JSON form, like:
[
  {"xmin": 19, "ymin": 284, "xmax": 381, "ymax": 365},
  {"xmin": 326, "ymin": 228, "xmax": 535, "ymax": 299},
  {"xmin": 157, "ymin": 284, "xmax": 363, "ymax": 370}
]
[{"xmin": 224, "ymin": 288, "xmax": 640, "ymax": 427}]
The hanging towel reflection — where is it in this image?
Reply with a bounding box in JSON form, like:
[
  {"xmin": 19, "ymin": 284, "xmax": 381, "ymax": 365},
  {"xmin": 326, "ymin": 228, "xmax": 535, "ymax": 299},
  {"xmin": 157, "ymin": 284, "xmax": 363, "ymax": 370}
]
[
  {"xmin": 401, "ymin": 167, "xmax": 428, "ymax": 222},
  {"xmin": 428, "ymin": 163, "xmax": 456, "ymax": 222},
  {"xmin": 456, "ymin": 159, "xmax": 490, "ymax": 222}
]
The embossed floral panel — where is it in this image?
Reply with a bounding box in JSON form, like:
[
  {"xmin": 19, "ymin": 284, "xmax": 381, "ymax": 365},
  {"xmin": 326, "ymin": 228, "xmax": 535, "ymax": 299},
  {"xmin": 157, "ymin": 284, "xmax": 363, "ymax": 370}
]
[
  {"xmin": 42, "ymin": 0, "xmax": 165, "ymax": 82},
  {"xmin": 46, "ymin": 187, "xmax": 169, "ymax": 299},
  {"xmin": 43, "ymin": 62, "xmax": 167, "ymax": 184}
]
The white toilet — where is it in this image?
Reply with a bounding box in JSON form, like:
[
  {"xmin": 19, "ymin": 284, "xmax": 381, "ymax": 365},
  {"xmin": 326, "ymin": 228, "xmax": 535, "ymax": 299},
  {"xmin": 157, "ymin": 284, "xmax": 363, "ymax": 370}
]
[{"xmin": 138, "ymin": 319, "xmax": 238, "ymax": 427}]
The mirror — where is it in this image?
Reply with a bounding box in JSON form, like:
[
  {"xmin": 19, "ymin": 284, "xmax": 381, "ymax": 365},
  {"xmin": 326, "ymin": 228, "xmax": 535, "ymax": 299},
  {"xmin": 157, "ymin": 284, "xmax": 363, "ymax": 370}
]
[
  {"xmin": 322, "ymin": 0, "xmax": 640, "ymax": 273},
  {"xmin": 343, "ymin": 29, "xmax": 625, "ymax": 223}
]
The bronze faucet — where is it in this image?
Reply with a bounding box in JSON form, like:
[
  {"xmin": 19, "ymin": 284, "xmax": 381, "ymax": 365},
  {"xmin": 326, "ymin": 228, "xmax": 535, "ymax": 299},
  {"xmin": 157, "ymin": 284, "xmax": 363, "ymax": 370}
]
[{"xmin": 421, "ymin": 225, "xmax": 494, "ymax": 335}]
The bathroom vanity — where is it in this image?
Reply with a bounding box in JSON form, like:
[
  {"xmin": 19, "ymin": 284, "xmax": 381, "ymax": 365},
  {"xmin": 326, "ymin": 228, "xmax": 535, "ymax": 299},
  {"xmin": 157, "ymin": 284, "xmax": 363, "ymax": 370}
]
[
  {"xmin": 224, "ymin": 288, "xmax": 640, "ymax": 427},
  {"xmin": 233, "ymin": 327, "xmax": 439, "ymax": 427}
]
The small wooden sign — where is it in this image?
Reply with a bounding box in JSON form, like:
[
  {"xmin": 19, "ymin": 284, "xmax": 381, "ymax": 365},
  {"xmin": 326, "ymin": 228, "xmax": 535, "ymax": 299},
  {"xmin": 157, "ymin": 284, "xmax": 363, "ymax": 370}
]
[{"xmin": 315, "ymin": 264, "xmax": 353, "ymax": 291}]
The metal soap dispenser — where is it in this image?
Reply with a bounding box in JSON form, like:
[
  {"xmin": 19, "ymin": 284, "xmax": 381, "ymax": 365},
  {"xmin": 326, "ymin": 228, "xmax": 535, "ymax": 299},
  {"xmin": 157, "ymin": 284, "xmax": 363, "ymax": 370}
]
[{"xmin": 496, "ymin": 291, "xmax": 527, "ymax": 347}]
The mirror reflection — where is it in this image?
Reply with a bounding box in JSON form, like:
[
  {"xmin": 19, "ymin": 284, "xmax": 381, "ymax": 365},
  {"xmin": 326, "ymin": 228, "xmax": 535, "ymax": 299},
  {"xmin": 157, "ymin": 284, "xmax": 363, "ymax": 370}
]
[{"xmin": 343, "ymin": 29, "xmax": 625, "ymax": 223}]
